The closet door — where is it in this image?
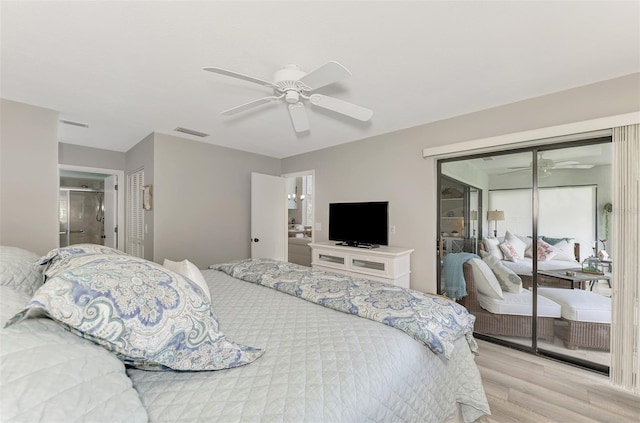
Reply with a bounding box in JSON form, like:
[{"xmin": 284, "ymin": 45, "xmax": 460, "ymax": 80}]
[{"xmin": 126, "ymin": 169, "xmax": 144, "ymax": 258}]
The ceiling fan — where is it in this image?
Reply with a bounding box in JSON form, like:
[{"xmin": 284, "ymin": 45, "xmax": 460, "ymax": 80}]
[
  {"xmin": 203, "ymin": 61, "xmax": 373, "ymax": 133},
  {"xmin": 501, "ymin": 157, "xmax": 594, "ymax": 176}
]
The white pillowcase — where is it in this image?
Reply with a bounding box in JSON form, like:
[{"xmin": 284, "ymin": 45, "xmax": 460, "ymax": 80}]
[
  {"xmin": 551, "ymin": 239, "xmax": 576, "ymax": 262},
  {"xmin": 468, "ymin": 258, "xmax": 504, "ymax": 300},
  {"xmin": 482, "ymin": 238, "xmax": 503, "ymax": 260},
  {"xmin": 505, "ymin": 231, "xmax": 527, "ymax": 259},
  {"xmin": 163, "ymin": 259, "xmax": 211, "ymax": 301},
  {"xmin": 482, "ymin": 253, "xmax": 523, "ymax": 293}
]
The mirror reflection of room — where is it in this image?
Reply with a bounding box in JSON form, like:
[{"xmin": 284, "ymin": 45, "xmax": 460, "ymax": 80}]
[
  {"xmin": 286, "ymin": 174, "xmax": 313, "ymax": 267},
  {"xmin": 438, "ymin": 138, "xmax": 613, "ymax": 370}
]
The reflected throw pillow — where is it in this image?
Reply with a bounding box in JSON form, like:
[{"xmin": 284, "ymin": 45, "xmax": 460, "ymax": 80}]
[
  {"xmin": 468, "ymin": 258, "xmax": 504, "ymax": 299},
  {"xmin": 482, "ymin": 254, "xmax": 523, "ymax": 293},
  {"xmin": 548, "ymin": 239, "xmax": 576, "ymax": 262},
  {"xmin": 536, "ymin": 239, "xmax": 558, "ymax": 261},
  {"xmin": 7, "ymin": 253, "xmax": 263, "ymax": 371},
  {"xmin": 505, "ymin": 231, "xmax": 527, "ymax": 258},
  {"xmin": 499, "ymin": 241, "xmax": 519, "ymax": 262},
  {"xmin": 482, "ymin": 238, "xmax": 503, "ymax": 260}
]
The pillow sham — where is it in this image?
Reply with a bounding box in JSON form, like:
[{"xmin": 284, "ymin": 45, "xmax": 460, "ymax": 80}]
[
  {"xmin": 482, "ymin": 254, "xmax": 523, "ymax": 293},
  {"xmin": 38, "ymin": 244, "xmax": 129, "ymax": 279},
  {"xmin": 7, "ymin": 253, "xmax": 264, "ymax": 371},
  {"xmin": 499, "ymin": 241, "xmax": 519, "ymax": 262},
  {"xmin": 505, "ymin": 231, "xmax": 527, "ymax": 258},
  {"xmin": 163, "ymin": 258, "xmax": 211, "ymax": 301},
  {"xmin": 0, "ymin": 245, "xmax": 44, "ymax": 297},
  {"xmin": 482, "ymin": 238, "xmax": 503, "ymax": 260},
  {"xmin": 468, "ymin": 258, "xmax": 503, "ymax": 300}
]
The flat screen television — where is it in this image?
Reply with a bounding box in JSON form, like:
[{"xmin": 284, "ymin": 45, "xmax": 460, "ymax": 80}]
[{"xmin": 329, "ymin": 201, "xmax": 388, "ymax": 248}]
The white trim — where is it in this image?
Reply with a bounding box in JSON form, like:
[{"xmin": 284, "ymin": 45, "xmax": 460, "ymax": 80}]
[
  {"xmin": 422, "ymin": 112, "xmax": 640, "ymax": 159},
  {"xmin": 58, "ymin": 164, "xmax": 125, "ymax": 251}
]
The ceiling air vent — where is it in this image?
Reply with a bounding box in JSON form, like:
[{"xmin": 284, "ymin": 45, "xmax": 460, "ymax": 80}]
[
  {"xmin": 174, "ymin": 127, "xmax": 209, "ymax": 138},
  {"xmin": 60, "ymin": 119, "xmax": 89, "ymax": 128}
]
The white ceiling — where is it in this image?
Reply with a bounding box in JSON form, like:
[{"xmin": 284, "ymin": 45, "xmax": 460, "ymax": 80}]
[{"xmin": 2, "ymin": 1, "xmax": 638, "ymax": 159}]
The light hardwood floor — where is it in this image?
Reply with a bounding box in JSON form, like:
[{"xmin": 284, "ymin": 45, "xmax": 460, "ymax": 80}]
[{"xmin": 474, "ymin": 340, "xmax": 640, "ymax": 423}]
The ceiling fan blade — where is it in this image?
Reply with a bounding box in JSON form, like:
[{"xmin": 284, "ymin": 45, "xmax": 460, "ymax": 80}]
[
  {"xmin": 221, "ymin": 96, "xmax": 281, "ymax": 115},
  {"xmin": 203, "ymin": 67, "xmax": 276, "ymax": 88},
  {"xmin": 554, "ymin": 164, "xmax": 595, "ymax": 169},
  {"xmin": 553, "ymin": 160, "xmax": 580, "ymax": 167},
  {"xmin": 309, "ymin": 94, "xmax": 373, "ymax": 121},
  {"xmin": 288, "ymin": 102, "xmax": 310, "ymax": 133},
  {"xmin": 498, "ymin": 169, "xmax": 528, "ymax": 175},
  {"xmin": 298, "ymin": 61, "xmax": 352, "ymax": 90}
]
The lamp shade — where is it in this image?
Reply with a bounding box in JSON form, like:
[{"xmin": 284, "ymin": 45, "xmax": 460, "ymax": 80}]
[{"xmin": 487, "ymin": 210, "xmax": 505, "ymax": 221}]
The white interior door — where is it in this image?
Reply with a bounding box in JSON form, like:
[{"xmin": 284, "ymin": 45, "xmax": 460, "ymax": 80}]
[
  {"xmin": 251, "ymin": 172, "xmax": 287, "ymax": 260},
  {"xmin": 103, "ymin": 175, "xmax": 117, "ymax": 248}
]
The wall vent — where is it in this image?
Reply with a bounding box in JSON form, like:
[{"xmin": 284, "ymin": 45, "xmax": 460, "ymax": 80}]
[
  {"xmin": 174, "ymin": 127, "xmax": 209, "ymax": 138},
  {"xmin": 60, "ymin": 119, "xmax": 89, "ymax": 128}
]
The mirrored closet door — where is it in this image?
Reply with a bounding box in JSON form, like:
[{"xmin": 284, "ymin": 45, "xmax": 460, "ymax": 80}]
[{"xmin": 437, "ymin": 136, "xmax": 613, "ymax": 373}]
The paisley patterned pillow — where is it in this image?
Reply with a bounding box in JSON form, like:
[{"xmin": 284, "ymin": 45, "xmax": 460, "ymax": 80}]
[
  {"xmin": 7, "ymin": 253, "xmax": 263, "ymax": 371},
  {"xmin": 38, "ymin": 244, "xmax": 129, "ymax": 279}
]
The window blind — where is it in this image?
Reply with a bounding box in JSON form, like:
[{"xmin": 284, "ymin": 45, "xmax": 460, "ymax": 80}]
[{"xmin": 610, "ymin": 124, "xmax": 639, "ymax": 394}]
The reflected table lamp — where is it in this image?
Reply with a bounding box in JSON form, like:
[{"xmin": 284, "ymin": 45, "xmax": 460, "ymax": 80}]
[
  {"xmin": 487, "ymin": 210, "xmax": 505, "ymax": 237},
  {"xmin": 470, "ymin": 210, "xmax": 478, "ymax": 237}
]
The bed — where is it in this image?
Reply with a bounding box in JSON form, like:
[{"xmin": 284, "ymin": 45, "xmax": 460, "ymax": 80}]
[{"xmin": 0, "ymin": 244, "xmax": 490, "ymax": 423}]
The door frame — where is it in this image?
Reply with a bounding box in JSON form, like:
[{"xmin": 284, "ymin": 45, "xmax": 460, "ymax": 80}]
[{"xmin": 58, "ymin": 164, "xmax": 125, "ymax": 251}]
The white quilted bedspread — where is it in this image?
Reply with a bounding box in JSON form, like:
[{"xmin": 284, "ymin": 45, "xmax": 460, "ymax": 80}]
[
  {"xmin": 128, "ymin": 270, "xmax": 489, "ymax": 423},
  {"xmin": 0, "ymin": 286, "xmax": 148, "ymax": 423}
]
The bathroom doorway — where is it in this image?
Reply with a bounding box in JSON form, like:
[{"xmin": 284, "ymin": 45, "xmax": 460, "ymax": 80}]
[{"xmin": 59, "ymin": 166, "xmax": 125, "ymax": 250}]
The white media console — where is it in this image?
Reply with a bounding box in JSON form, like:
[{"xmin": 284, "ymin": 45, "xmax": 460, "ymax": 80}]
[{"xmin": 309, "ymin": 241, "xmax": 414, "ymax": 288}]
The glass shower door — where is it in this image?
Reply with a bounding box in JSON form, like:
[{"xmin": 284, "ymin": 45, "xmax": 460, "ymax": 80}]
[{"xmin": 59, "ymin": 189, "xmax": 104, "ymax": 247}]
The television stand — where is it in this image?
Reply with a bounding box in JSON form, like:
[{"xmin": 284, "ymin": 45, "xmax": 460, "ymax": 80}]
[
  {"xmin": 336, "ymin": 242, "xmax": 379, "ymax": 249},
  {"xmin": 309, "ymin": 241, "xmax": 414, "ymax": 288}
]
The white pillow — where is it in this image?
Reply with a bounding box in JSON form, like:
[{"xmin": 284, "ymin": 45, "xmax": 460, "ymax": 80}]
[
  {"xmin": 482, "ymin": 238, "xmax": 503, "ymax": 260},
  {"xmin": 551, "ymin": 239, "xmax": 576, "ymax": 262},
  {"xmin": 505, "ymin": 231, "xmax": 527, "ymax": 258},
  {"xmin": 468, "ymin": 258, "xmax": 504, "ymax": 300},
  {"xmin": 482, "ymin": 254, "xmax": 523, "ymax": 293},
  {"xmin": 163, "ymin": 259, "xmax": 210, "ymax": 301},
  {"xmin": 499, "ymin": 241, "xmax": 519, "ymax": 262}
]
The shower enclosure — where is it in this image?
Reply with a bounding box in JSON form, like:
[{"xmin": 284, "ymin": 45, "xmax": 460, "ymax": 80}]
[{"xmin": 59, "ymin": 188, "xmax": 105, "ymax": 247}]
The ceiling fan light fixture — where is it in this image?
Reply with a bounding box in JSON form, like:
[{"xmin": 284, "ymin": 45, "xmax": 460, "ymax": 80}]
[{"xmin": 204, "ymin": 61, "xmax": 372, "ymax": 134}]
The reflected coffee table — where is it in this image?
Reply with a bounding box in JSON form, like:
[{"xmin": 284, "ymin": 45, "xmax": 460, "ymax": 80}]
[{"xmin": 537, "ymin": 268, "xmax": 611, "ymax": 290}]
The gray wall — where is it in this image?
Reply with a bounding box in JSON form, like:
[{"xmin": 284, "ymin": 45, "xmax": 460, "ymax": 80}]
[
  {"xmin": 125, "ymin": 133, "xmax": 155, "ymax": 261},
  {"xmin": 59, "ymin": 142, "xmax": 126, "ymax": 170},
  {"xmin": 0, "ymin": 99, "xmax": 59, "ymax": 255},
  {"xmin": 152, "ymin": 133, "xmax": 281, "ymax": 269},
  {"xmin": 281, "ymin": 73, "xmax": 640, "ymax": 293}
]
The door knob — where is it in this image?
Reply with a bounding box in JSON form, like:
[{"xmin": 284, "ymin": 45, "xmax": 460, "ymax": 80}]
[{"xmin": 253, "ymin": 238, "xmax": 260, "ymax": 243}]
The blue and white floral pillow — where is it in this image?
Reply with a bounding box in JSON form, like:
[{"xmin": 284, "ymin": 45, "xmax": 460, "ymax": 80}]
[{"xmin": 8, "ymin": 252, "xmax": 264, "ymax": 371}]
